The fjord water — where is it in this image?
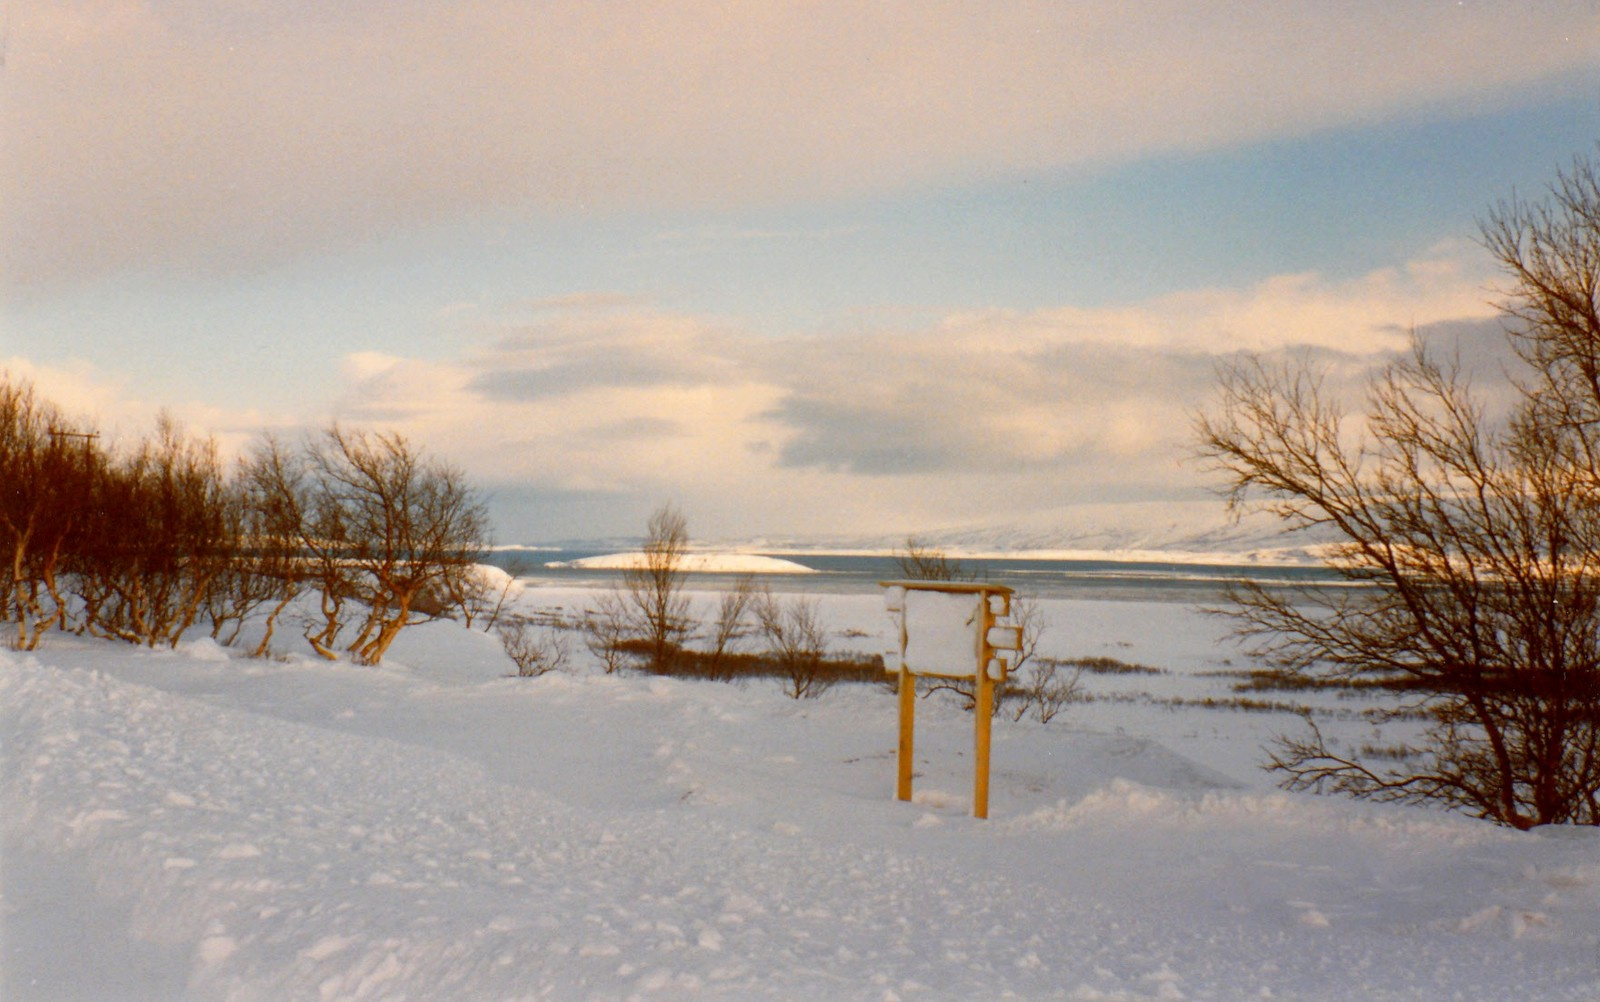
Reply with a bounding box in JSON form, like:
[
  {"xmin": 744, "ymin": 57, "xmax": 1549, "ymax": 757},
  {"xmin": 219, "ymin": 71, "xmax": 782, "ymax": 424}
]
[{"xmin": 491, "ymin": 550, "xmax": 1355, "ymax": 603}]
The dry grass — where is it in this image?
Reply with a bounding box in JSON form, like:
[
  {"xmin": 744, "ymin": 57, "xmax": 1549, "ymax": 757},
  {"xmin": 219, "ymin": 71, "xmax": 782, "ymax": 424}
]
[{"xmin": 1047, "ymin": 656, "xmax": 1165, "ymax": 676}]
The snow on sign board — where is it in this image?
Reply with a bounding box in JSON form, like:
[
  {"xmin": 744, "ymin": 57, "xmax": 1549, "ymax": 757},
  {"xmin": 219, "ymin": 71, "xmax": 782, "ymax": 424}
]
[
  {"xmin": 884, "ymin": 585, "xmax": 1020, "ymax": 679},
  {"xmin": 888, "ymin": 587, "xmax": 982, "ymax": 677}
]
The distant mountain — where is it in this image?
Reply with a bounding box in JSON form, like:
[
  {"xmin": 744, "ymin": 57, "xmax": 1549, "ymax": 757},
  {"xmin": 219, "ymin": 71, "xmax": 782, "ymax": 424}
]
[
  {"xmin": 515, "ymin": 500, "xmax": 1338, "ymax": 565},
  {"xmin": 922, "ymin": 502, "xmax": 1332, "ymax": 561},
  {"xmin": 731, "ymin": 501, "xmax": 1339, "ymax": 565}
]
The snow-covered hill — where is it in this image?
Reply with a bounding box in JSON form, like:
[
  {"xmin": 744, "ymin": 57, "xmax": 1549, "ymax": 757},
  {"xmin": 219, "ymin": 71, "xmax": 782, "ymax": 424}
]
[
  {"xmin": 899, "ymin": 501, "xmax": 1334, "ymax": 562},
  {"xmin": 4, "ymin": 589, "xmax": 1597, "ymax": 1000},
  {"xmin": 547, "ymin": 552, "xmax": 816, "ymax": 574},
  {"xmin": 731, "ymin": 500, "xmax": 1339, "ymax": 564}
]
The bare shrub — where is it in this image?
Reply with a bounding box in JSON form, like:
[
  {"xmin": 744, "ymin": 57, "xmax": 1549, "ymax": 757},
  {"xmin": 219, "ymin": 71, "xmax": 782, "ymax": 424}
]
[
  {"xmin": 1008, "ymin": 659, "xmax": 1082, "ymax": 724},
  {"xmin": 754, "ymin": 589, "xmax": 832, "ymax": 699},
  {"xmin": 1007, "ymin": 595, "xmax": 1045, "ymax": 673},
  {"xmin": 583, "ymin": 589, "xmax": 632, "ymax": 674},
  {"xmin": 498, "ymin": 617, "xmax": 571, "ymax": 677},
  {"xmin": 703, "ymin": 573, "xmax": 756, "ymax": 680}
]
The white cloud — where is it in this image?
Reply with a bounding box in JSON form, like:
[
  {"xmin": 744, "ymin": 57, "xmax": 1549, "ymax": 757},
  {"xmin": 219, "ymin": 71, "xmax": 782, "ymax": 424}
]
[
  {"xmin": 5, "ymin": 1, "xmax": 1593, "ymax": 289},
  {"xmin": 2, "ymin": 356, "xmax": 134, "ymax": 422},
  {"xmin": 0, "ymin": 355, "xmax": 277, "ymax": 460},
  {"xmin": 940, "ymin": 243, "xmax": 1499, "ymax": 356},
  {"xmin": 312, "ymin": 251, "xmax": 1506, "ymax": 536}
]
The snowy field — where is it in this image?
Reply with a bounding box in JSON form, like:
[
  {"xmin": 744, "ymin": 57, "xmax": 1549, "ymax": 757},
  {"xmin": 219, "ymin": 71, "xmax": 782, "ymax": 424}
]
[{"xmin": 4, "ymin": 581, "xmax": 1599, "ymax": 1001}]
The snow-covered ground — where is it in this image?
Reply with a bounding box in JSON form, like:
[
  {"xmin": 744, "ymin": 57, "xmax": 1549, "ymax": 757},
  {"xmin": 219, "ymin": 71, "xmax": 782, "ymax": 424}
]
[{"xmin": 4, "ymin": 585, "xmax": 1598, "ymax": 1000}]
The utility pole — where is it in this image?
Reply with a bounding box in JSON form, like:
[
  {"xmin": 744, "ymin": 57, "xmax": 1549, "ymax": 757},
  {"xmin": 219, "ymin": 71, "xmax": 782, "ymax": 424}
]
[{"xmin": 46, "ymin": 427, "xmax": 99, "ymax": 449}]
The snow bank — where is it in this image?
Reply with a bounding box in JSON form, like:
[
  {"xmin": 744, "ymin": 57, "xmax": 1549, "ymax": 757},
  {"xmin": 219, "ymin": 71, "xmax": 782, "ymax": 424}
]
[{"xmin": 466, "ymin": 561, "xmax": 522, "ymax": 595}]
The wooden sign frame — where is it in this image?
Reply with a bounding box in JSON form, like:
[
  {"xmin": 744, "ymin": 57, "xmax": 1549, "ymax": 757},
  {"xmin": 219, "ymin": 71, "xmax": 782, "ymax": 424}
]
[{"xmin": 881, "ymin": 580, "xmax": 1019, "ymax": 819}]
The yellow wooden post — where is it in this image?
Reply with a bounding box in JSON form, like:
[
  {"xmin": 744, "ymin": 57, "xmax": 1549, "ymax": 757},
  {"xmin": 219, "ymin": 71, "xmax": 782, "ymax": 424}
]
[
  {"xmin": 972, "ymin": 588, "xmax": 1003, "ymax": 820},
  {"xmin": 897, "ymin": 666, "xmax": 915, "ymax": 801},
  {"xmin": 973, "ymin": 668, "xmax": 993, "ymax": 819}
]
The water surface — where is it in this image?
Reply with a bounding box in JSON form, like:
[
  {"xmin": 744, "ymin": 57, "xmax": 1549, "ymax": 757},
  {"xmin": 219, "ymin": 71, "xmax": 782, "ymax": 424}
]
[{"xmin": 487, "ymin": 550, "xmax": 1360, "ymax": 604}]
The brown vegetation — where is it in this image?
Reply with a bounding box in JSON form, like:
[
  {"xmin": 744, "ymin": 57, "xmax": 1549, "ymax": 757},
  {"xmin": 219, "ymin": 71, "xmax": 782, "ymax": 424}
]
[{"xmin": 0, "ymin": 380, "xmax": 490, "ymax": 664}]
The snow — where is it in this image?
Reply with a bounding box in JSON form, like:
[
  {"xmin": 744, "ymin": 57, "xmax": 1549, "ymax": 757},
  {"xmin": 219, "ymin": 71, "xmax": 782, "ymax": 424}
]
[
  {"xmin": 466, "ymin": 562, "xmax": 523, "ymax": 596},
  {"xmin": 548, "ymin": 552, "xmax": 818, "ymax": 574},
  {"xmin": 5, "ymin": 588, "xmax": 1599, "ymax": 1000},
  {"xmin": 891, "ymin": 588, "xmax": 986, "ymax": 678}
]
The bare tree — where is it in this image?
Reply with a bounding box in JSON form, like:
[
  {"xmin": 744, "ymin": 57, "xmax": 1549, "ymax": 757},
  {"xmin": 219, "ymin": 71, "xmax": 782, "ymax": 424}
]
[
  {"xmin": 0, "ymin": 377, "xmax": 99, "ymax": 649},
  {"xmin": 306, "ymin": 425, "xmax": 489, "ymax": 665},
  {"xmin": 241, "ymin": 434, "xmax": 351, "ymax": 658},
  {"xmin": 201, "ymin": 477, "xmax": 274, "ymax": 647},
  {"xmin": 1195, "ymin": 153, "xmax": 1600, "ymax": 829},
  {"xmin": 623, "ymin": 502, "xmax": 693, "ymax": 671},
  {"xmin": 239, "ymin": 425, "xmax": 489, "ymax": 665},
  {"xmin": 74, "ymin": 415, "xmax": 237, "ymax": 648},
  {"xmin": 0, "ymin": 385, "xmax": 493, "ymax": 662},
  {"xmin": 0, "ymin": 396, "xmax": 239, "ymax": 650},
  {"xmin": 232, "ymin": 436, "xmax": 323, "ymax": 657}
]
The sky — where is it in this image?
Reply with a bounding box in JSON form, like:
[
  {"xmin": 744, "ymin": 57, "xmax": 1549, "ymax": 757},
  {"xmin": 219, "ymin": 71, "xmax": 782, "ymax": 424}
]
[{"xmin": 3, "ymin": 2, "xmax": 1598, "ymax": 544}]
